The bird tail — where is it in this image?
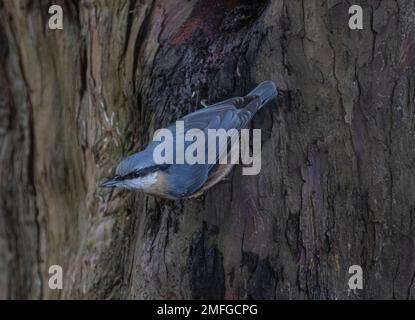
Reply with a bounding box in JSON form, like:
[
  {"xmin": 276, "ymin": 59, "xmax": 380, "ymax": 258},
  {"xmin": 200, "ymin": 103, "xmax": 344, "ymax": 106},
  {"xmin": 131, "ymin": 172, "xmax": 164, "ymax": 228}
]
[{"xmin": 246, "ymin": 81, "xmax": 278, "ymax": 108}]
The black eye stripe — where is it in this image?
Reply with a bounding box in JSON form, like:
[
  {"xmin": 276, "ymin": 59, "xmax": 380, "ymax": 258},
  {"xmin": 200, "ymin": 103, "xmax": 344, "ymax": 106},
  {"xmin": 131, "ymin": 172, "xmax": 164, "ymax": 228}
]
[{"xmin": 121, "ymin": 164, "xmax": 169, "ymax": 181}]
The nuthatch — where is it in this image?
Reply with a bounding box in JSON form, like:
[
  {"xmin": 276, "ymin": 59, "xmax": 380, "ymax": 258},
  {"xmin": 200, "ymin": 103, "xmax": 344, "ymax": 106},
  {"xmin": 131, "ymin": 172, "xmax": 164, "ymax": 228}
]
[{"xmin": 101, "ymin": 81, "xmax": 277, "ymax": 199}]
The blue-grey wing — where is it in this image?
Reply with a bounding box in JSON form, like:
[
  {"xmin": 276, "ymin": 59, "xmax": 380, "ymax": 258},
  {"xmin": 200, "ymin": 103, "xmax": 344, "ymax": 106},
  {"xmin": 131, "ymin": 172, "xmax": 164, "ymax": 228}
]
[
  {"xmin": 182, "ymin": 99, "xmax": 261, "ymax": 169},
  {"xmin": 164, "ymin": 163, "xmax": 209, "ymax": 198},
  {"xmin": 180, "ymin": 99, "xmax": 258, "ymax": 131}
]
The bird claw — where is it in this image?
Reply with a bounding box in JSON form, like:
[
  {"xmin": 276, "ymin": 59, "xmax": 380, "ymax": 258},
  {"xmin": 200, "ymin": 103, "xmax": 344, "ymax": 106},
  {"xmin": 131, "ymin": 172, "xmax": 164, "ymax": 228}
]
[{"xmin": 201, "ymin": 99, "xmax": 209, "ymax": 108}]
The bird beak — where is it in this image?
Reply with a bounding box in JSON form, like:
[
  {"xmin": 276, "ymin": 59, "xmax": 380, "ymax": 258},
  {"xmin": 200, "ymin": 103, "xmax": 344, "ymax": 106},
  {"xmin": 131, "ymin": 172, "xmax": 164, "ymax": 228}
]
[{"xmin": 100, "ymin": 176, "xmax": 120, "ymax": 188}]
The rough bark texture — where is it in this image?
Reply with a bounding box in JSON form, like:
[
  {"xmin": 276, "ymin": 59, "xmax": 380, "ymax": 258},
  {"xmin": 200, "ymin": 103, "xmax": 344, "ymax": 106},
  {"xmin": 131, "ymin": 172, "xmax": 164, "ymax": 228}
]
[{"xmin": 1, "ymin": 0, "xmax": 415, "ymax": 299}]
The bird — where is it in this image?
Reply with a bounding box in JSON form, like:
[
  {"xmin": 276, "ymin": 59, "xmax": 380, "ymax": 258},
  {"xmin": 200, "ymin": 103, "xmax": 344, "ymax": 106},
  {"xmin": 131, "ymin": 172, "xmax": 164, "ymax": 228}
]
[{"xmin": 101, "ymin": 81, "xmax": 277, "ymax": 199}]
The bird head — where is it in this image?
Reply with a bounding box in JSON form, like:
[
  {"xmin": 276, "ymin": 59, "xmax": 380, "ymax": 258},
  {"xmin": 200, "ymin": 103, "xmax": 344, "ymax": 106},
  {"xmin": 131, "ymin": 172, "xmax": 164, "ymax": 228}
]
[{"xmin": 100, "ymin": 150, "xmax": 169, "ymax": 191}]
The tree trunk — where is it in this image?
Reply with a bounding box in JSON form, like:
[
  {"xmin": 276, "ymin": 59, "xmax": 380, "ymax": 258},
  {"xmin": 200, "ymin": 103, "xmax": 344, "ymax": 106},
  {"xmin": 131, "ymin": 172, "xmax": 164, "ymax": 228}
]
[{"xmin": 1, "ymin": 0, "xmax": 415, "ymax": 299}]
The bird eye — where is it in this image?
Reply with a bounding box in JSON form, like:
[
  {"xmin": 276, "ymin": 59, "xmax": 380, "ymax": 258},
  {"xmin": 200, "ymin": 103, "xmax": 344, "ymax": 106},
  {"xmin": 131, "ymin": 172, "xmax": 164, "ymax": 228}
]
[
  {"xmin": 129, "ymin": 171, "xmax": 143, "ymax": 179},
  {"xmin": 133, "ymin": 171, "xmax": 143, "ymax": 178},
  {"xmin": 120, "ymin": 170, "xmax": 142, "ymax": 180}
]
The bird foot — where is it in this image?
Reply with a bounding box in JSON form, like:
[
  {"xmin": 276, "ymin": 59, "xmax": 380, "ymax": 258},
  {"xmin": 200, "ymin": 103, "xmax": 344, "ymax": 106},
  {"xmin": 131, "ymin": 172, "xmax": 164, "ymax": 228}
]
[{"xmin": 200, "ymin": 99, "xmax": 209, "ymax": 108}]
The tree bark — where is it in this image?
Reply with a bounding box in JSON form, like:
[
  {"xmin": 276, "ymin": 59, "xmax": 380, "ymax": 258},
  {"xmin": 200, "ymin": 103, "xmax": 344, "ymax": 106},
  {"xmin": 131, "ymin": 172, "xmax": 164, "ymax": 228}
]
[{"xmin": 1, "ymin": 0, "xmax": 415, "ymax": 299}]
